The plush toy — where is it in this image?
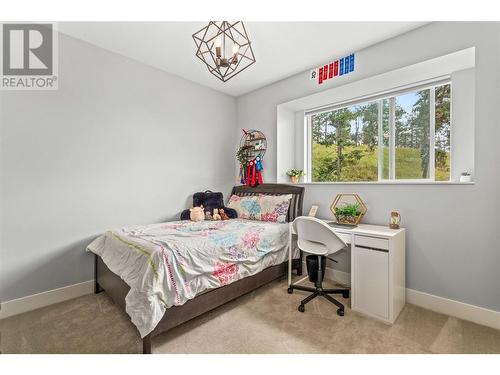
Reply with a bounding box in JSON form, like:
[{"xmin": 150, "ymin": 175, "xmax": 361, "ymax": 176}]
[
  {"xmin": 190, "ymin": 205, "xmax": 205, "ymax": 222},
  {"xmin": 205, "ymin": 211, "xmax": 213, "ymax": 221},
  {"xmin": 219, "ymin": 208, "xmax": 230, "ymax": 221},
  {"xmin": 212, "ymin": 208, "xmax": 221, "ymax": 221}
]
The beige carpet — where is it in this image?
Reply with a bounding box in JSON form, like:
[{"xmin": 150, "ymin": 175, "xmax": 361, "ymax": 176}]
[{"xmin": 1, "ymin": 277, "xmax": 499, "ymax": 354}]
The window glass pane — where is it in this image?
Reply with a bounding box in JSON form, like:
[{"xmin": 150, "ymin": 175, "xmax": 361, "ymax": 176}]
[
  {"xmin": 381, "ymin": 99, "xmax": 390, "ymax": 179},
  {"xmin": 435, "ymin": 83, "xmax": 451, "ymax": 181},
  {"xmin": 311, "ymin": 101, "xmax": 378, "ymax": 182},
  {"xmin": 394, "ymin": 89, "xmax": 430, "ymax": 179}
]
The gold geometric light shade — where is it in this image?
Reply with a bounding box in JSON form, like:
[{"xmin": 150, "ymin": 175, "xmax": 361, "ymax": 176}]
[
  {"xmin": 330, "ymin": 194, "xmax": 367, "ymax": 226},
  {"xmin": 192, "ymin": 21, "xmax": 256, "ymax": 82}
]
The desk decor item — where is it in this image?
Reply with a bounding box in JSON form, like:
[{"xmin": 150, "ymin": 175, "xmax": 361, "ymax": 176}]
[
  {"xmin": 308, "ymin": 205, "xmax": 319, "ymax": 217},
  {"xmin": 330, "ymin": 193, "xmax": 367, "ymax": 226},
  {"xmin": 390, "ymin": 211, "xmax": 401, "ymax": 229},
  {"xmin": 237, "ymin": 129, "xmax": 266, "ymax": 187},
  {"xmin": 286, "ymin": 169, "xmax": 305, "ymax": 184}
]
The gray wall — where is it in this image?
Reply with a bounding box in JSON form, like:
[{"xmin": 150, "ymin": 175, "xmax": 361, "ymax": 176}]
[
  {"xmin": 0, "ymin": 31, "xmax": 237, "ymax": 301},
  {"xmin": 237, "ymin": 22, "xmax": 500, "ymax": 312}
]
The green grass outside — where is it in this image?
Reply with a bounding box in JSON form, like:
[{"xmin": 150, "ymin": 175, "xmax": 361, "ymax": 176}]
[{"xmin": 312, "ymin": 143, "xmax": 450, "ymax": 182}]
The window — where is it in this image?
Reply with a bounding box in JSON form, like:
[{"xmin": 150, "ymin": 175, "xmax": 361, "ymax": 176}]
[{"xmin": 306, "ymin": 81, "xmax": 451, "ymax": 182}]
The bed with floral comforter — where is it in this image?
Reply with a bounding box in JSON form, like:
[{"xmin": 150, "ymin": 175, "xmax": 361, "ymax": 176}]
[{"xmin": 87, "ymin": 219, "xmax": 295, "ymax": 338}]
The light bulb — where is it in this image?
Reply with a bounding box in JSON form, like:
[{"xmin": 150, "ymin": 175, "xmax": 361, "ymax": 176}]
[
  {"xmin": 214, "ymin": 37, "xmax": 222, "ymax": 58},
  {"xmin": 232, "ymin": 43, "xmax": 239, "ymax": 54}
]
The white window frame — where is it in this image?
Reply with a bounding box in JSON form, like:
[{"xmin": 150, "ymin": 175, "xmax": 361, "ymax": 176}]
[{"xmin": 305, "ymin": 78, "xmax": 451, "ymax": 183}]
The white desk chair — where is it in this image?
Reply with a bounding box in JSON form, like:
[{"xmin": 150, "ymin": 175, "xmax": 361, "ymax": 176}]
[{"xmin": 288, "ymin": 216, "xmax": 350, "ymax": 316}]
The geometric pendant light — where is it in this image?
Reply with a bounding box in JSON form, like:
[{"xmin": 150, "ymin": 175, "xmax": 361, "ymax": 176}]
[{"xmin": 192, "ymin": 21, "xmax": 256, "ymax": 82}]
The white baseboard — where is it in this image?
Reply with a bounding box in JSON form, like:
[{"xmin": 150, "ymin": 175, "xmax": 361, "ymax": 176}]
[
  {"xmin": 406, "ymin": 288, "xmax": 500, "ymax": 331},
  {"xmin": 0, "ymin": 280, "xmax": 94, "ymax": 320},
  {"xmin": 316, "ymin": 267, "xmax": 500, "ymax": 331},
  {"xmin": 325, "ymin": 267, "xmax": 351, "ymax": 286}
]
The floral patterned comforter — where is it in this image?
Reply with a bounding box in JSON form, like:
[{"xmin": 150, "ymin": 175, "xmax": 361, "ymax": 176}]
[{"xmin": 87, "ymin": 219, "xmax": 295, "ymax": 337}]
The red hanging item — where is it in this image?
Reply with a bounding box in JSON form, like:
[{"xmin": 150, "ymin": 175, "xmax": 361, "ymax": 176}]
[
  {"xmin": 250, "ymin": 159, "xmax": 256, "ymax": 187},
  {"xmin": 244, "ymin": 159, "xmax": 260, "ymax": 187},
  {"xmin": 246, "ymin": 161, "xmax": 252, "ymax": 186}
]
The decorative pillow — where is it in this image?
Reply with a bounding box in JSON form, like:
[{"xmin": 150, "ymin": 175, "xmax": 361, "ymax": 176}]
[{"xmin": 227, "ymin": 194, "xmax": 292, "ymax": 223}]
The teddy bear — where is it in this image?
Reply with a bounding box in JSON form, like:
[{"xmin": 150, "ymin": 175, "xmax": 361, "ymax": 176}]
[
  {"xmin": 212, "ymin": 208, "xmax": 221, "ymax": 221},
  {"xmin": 189, "ymin": 205, "xmax": 205, "ymax": 222},
  {"xmin": 205, "ymin": 211, "xmax": 213, "ymax": 221},
  {"xmin": 219, "ymin": 208, "xmax": 230, "ymax": 221}
]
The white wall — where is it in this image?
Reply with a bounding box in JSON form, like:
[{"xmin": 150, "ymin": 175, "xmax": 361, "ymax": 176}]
[
  {"xmin": 276, "ymin": 107, "xmax": 295, "ymax": 182},
  {"xmin": 294, "ymin": 111, "xmax": 305, "ymax": 172},
  {"xmin": 237, "ymin": 22, "xmax": 500, "ymax": 312},
  {"xmin": 451, "ymin": 68, "xmax": 475, "ymax": 179},
  {"xmin": 0, "ymin": 31, "xmax": 237, "ymax": 302},
  {"xmin": 277, "ymin": 110, "xmax": 306, "ymax": 183}
]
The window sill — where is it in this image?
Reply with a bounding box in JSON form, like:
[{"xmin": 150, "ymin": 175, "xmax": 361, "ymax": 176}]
[{"xmin": 295, "ymin": 181, "xmax": 475, "ymax": 186}]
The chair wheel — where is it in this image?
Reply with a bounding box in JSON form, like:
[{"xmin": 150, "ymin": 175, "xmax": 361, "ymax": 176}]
[
  {"xmin": 337, "ymin": 309, "xmax": 344, "ymax": 316},
  {"xmin": 342, "ymin": 291, "xmax": 350, "ymax": 298},
  {"xmin": 287, "ymin": 287, "xmax": 293, "ymax": 294},
  {"xmin": 298, "ymin": 305, "xmax": 305, "ymax": 313}
]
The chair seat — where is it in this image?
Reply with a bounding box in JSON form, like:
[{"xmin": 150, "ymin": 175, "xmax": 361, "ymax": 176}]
[{"xmin": 297, "ymin": 238, "xmax": 330, "ymax": 256}]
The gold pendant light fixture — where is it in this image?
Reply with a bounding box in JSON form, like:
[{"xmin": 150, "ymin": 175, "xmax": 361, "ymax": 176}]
[{"xmin": 192, "ymin": 21, "xmax": 256, "ymax": 82}]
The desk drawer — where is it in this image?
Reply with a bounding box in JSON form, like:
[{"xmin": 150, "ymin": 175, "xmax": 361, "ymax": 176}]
[{"xmin": 355, "ymin": 235, "xmax": 389, "ymax": 251}]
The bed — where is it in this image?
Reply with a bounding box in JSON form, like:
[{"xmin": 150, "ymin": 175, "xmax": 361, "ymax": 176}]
[{"xmin": 90, "ymin": 183, "xmax": 304, "ymax": 354}]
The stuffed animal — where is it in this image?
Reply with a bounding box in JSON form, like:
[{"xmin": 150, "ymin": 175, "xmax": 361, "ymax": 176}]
[
  {"xmin": 219, "ymin": 208, "xmax": 230, "ymax": 221},
  {"xmin": 190, "ymin": 205, "xmax": 205, "ymax": 222},
  {"xmin": 205, "ymin": 211, "xmax": 213, "ymax": 221},
  {"xmin": 212, "ymin": 208, "xmax": 221, "ymax": 221}
]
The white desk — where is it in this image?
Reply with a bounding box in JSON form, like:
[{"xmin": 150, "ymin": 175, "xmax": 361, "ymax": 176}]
[{"xmin": 288, "ymin": 220, "xmax": 406, "ymax": 324}]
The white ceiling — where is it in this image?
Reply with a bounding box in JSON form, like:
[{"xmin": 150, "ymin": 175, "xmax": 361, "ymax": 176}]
[{"xmin": 59, "ymin": 22, "xmax": 426, "ymax": 97}]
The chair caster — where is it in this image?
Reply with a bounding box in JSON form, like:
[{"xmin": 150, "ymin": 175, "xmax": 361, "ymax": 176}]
[
  {"xmin": 287, "ymin": 287, "xmax": 293, "ymax": 294},
  {"xmin": 342, "ymin": 291, "xmax": 350, "ymax": 299},
  {"xmin": 337, "ymin": 309, "xmax": 344, "ymax": 317},
  {"xmin": 298, "ymin": 304, "xmax": 305, "ymax": 313}
]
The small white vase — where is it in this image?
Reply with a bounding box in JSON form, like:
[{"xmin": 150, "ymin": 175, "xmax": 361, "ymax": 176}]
[{"xmin": 459, "ymin": 175, "xmax": 472, "ymax": 183}]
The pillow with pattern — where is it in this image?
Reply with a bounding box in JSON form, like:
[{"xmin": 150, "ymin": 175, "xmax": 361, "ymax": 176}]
[{"xmin": 227, "ymin": 194, "xmax": 292, "ymax": 223}]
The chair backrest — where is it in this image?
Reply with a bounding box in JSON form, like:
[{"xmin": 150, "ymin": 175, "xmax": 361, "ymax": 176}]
[{"xmin": 293, "ymin": 216, "xmax": 347, "ymax": 256}]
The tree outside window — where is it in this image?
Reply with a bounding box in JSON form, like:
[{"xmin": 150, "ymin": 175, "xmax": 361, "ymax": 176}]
[{"xmin": 309, "ymin": 83, "xmax": 451, "ymax": 182}]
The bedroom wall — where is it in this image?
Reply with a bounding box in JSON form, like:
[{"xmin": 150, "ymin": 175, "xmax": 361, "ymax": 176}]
[
  {"xmin": 236, "ymin": 22, "xmax": 500, "ymax": 312},
  {"xmin": 0, "ymin": 31, "xmax": 237, "ymax": 302}
]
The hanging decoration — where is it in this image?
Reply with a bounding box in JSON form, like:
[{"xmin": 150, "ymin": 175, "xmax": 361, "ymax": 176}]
[
  {"xmin": 309, "ymin": 53, "xmax": 355, "ymax": 85},
  {"xmin": 236, "ymin": 129, "xmax": 266, "ymax": 187},
  {"xmin": 192, "ymin": 21, "xmax": 256, "ymax": 83}
]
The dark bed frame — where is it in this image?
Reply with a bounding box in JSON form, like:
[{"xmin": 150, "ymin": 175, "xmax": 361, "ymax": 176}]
[{"xmin": 94, "ymin": 183, "xmax": 305, "ymax": 354}]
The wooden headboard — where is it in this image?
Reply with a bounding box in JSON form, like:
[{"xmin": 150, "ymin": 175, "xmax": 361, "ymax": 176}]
[{"xmin": 230, "ymin": 183, "xmax": 305, "ymax": 222}]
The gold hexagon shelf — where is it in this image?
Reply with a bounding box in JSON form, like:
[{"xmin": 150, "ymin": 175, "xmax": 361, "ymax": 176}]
[{"xmin": 330, "ymin": 194, "xmax": 367, "ymax": 226}]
